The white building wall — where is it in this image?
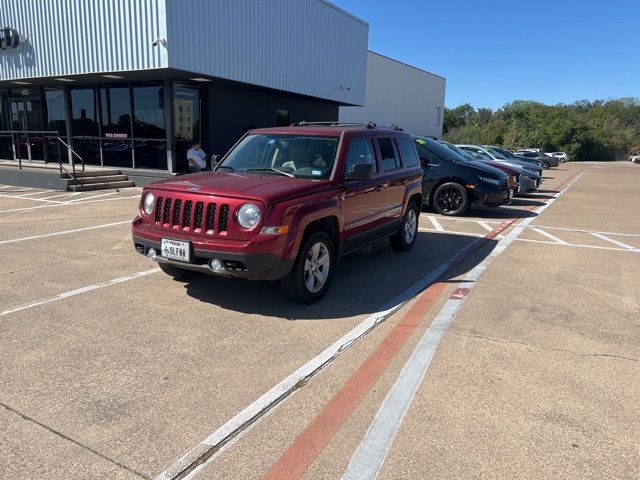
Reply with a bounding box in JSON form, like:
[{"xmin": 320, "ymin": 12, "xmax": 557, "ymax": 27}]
[
  {"xmin": 0, "ymin": 0, "xmax": 167, "ymax": 80},
  {"xmin": 165, "ymin": 0, "xmax": 368, "ymax": 106},
  {"xmin": 340, "ymin": 52, "xmax": 446, "ymax": 137}
]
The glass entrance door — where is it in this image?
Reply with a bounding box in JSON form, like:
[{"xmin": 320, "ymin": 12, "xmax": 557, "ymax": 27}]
[{"xmin": 10, "ymin": 99, "xmax": 45, "ymax": 161}]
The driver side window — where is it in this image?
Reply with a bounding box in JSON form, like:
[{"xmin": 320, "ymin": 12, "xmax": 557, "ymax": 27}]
[
  {"xmin": 415, "ymin": 143, "xmax": 435, "ymax": 167},
  {"xmin": 344, "ymin": 138, "xmax": 377, "ymax": 175}
]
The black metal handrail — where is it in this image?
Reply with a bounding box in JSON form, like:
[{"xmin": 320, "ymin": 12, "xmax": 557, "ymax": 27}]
[{"xmin": 0, "ymin": 130, "xmax": 85, "ymax": 187}]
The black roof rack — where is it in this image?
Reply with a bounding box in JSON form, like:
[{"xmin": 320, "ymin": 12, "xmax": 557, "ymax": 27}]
[
  {"xmin": 389, "ymin": 124, "xmax": 404, "ymax": 131},
  {"xmin": 291, "ymin": 121, "xmax": 378, "ymax": 129}
]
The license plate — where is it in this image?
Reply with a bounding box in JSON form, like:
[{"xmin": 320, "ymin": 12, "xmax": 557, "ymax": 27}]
[{"xmin": 161, "ymin": 239, "xmax": 191, "ymax": 262}]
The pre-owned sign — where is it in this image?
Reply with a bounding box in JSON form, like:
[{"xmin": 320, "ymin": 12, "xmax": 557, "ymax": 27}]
[{"xmin": 0, "ymin": 28, "xmax": 21, "ymax": 50}]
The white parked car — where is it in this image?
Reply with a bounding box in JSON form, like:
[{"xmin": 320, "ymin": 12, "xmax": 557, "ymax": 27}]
[
  {"xmin": 631, "ymin": 155, "xmax": 640, "ymax": 163},
  {"xmin": 548, "ymin": 152, "xmax": 570, "ymax": 163}
]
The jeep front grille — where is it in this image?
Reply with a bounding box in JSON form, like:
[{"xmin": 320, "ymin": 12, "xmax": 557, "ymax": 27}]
[{"xmin": 154, "ymin": 196, "xmax": 230, "ymax": 234}]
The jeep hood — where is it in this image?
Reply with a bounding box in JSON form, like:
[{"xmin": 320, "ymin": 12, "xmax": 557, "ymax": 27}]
[{"xmin": 149, "ymin": 171, "xmax": 334, "ymax": 203}]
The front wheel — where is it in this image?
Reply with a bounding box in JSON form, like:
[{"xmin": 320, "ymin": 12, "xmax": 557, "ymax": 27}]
[
  {"xmin": 390, "ymin": 201, "xmax": 419, "ymax": 251},
  {"xmin": 282, "ymin": 231, "xmax": 335, "ymax": 304},
  {"xmin": 542, "ymin": 161, "xmax": 550, "ymax": 169},
  {"xmin": 432, "ymin": 182, "xmax": 469, "ymax": 216}
]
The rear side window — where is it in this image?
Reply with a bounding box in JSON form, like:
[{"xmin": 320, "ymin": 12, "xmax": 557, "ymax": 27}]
[
  {"xmin": 398, "ymin": 137, "xmax": 419, "ymax": 167},
  {"xmin": 377, "ymin": 138, "xmax": 401, "ymax": 171},
  {"xmin": 344, "ymin": 138, "xmax": 377, "ymax": 175}
]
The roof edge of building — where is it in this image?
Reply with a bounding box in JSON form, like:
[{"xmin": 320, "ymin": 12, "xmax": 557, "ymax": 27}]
[{"xmin": 368, "ymin": 50, "xmax": 446, "ymax": 81}]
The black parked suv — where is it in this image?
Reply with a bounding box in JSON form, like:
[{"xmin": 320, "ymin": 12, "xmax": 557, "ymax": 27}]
[{"xmin": 413, "ymin": 136, "xmax": 513, "ymax": 216}]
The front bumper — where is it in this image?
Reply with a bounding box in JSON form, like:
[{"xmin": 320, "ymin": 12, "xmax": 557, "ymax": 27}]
[
  {"xmin": 517, "ymin": 176, "xmax": 539, "ymax": 194},
  {"xmin": 133, "ymin": 234, "xmax": 294, "ymax": 281},
  {"xmin": 471, "ymin": 186, "xmax": 513, "ymax": 208}
]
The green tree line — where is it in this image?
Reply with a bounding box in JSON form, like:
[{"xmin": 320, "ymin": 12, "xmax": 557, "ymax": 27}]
[{"xmin": 443, "ymin": 98, "xmax": 640, "ymax": 161}]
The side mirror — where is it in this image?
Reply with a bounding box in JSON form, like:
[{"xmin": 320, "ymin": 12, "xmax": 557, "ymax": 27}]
[{"xmin": 344, "ymin": 163, "xmax": 374, "ymax": 180}]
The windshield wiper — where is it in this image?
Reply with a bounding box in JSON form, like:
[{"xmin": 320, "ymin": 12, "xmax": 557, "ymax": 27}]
[
  {"xmin": 244, "ymin": 168, "xmax": 295, "ymax": 177},
  {"xmin": 216, "ymin": 165, "xmax": 235, "ymax": 171}
]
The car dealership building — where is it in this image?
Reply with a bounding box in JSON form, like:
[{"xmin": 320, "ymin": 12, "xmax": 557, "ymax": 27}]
[{"xmin": 0, "ymin": 0, "xmax": 445, "ymax": 184}]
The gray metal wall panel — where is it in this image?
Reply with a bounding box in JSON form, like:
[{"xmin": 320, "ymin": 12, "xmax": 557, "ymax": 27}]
[
  {"xmin": 340, "ymin": 52, "xmax": 447, "ymax": 138},
  {"xmin": 165, "ymin": 0, "xmax": 367, "ymax": 105},
  {"xmin": 0, "ymin": 0, "xmax": 167, "ymax": 81}
]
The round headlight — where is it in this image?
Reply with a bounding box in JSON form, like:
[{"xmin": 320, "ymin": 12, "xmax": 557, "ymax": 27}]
[
  {"xmin": 236, "ymin": 203, "xmax": 261, "ymax": 229},
  {"xmin": 142, "ymin": 192, "xmax": 155, "ymax": 215}
]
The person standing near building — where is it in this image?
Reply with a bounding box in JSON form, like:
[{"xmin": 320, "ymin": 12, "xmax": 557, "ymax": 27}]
[{"xmin": 187, "ymin": 141, "xmax": 208, "ymax": 173}]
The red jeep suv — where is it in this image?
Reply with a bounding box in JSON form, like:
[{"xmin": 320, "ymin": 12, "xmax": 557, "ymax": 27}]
[{"xmin": 132, "ymin": 123, "xmax": 423, "ymax": 303}]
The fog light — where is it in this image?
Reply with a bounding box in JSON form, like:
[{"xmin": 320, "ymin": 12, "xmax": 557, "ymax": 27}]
[
  {"xmin": 209, "ymin": 259, "xmax": 224, "ymax": 273},
  {"xmin": 147, "ymin": 248, "xmax": 157, "ymax": 259}
]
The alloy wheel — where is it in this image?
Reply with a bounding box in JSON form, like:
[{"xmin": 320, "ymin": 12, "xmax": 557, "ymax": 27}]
[{"xmin": 304, "ymin": 241, "xmax": 330, "ymax": 293}]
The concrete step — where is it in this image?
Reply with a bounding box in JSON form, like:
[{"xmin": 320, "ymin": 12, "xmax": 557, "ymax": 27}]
[
  {"xmin": 61, "ymin": 169, "xmax": 121, "ymax": 179},
  {"xmin": 69, "ymin": 180, "xmax": 135, "ymax": 192},
  {"xmin": 65, "ymin": 174, "xmax": 129, "ymax": 186}
]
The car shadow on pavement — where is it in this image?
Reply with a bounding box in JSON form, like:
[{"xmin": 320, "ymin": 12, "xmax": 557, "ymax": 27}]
[
  {"xmin": 470, "ymin": 207, "xmax": 538, "ymax": 220},
  {"xmin": 182, "ymin": 232, "xmax": 496, "ymax": 320}
]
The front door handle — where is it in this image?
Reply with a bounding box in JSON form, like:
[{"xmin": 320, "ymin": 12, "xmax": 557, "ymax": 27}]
[{"xmin": 374, "ymin": 183, "xmax": 388, "ymax": 192}]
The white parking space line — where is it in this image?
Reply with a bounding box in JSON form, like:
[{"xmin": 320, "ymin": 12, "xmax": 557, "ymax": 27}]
[
  {"xmin": 527, "ymin": 224, "xmax": 640, "ymax": 238},
  {"xmin": 0, "ymin": 195, "xmax": 139, "ymax": 214},
  {"xmin": 530, "ymin": 227, "xmax": 569, "ymax": 244},
  {"xmin": 418, "ymin": 228, "xmax": 484, "ymax": 239},
  {"xmin": 0, "ymin": 221, "xmax": 131, "ymax": 246},
  {"xmin": 419, "ymin": 214, "xmax": 503, "ymax": 225},
  {"xmin": 0, "ymin": 193, "xmax": 65, "ymax": 204},
  {"xmin": 13, "ymin": 190, "xmax": 57, "ymax": 197},
  {"xmin": 39, "ymin": 192, "xmax": 80, "ymax": 201},
  {"xmin": 590, "ymin": 232, "xmax": 638, "ymax": 251},
  {"xmin": 427, "ymin": 216, "xmax": 444, "ymax": 232},
  {"xmin": 66, "ymin": 192, "xmax": 118, "ymax": 203},
  {"xmin": 517, "ymin": 238, "xmax": 639, "ymax": 253},
  {"xmin": 342, "ymin": 170, "xmax": 587, "ymax": 480},
  {"xmin": 0, "ymin": 268, "xmax": 159, "ymax": 318}
]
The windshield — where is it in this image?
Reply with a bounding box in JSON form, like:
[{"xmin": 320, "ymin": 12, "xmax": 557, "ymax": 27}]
[
  {"xmin": 414, "ymin": 137, "xmax": 465, "ymax": 162},
  {"xmin": 217, "ymin": 134, "xmax": 339, "ymax": 179},
  {"xmin": 438, "ymin": 141, "xmax": 474, "ymax": 161},
  {"xmin": 486, "ymin": 148, "xmax": 509, "ymax": 160}
]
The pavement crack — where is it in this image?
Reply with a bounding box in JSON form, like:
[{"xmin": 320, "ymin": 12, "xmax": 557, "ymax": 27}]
[
  {"xmin": 0, "ymin": 401, "xmax": 150, "ymax": 479},
  {"xmin": 450, "ymin": 332, "xmax": 639, "ymax": 363}
]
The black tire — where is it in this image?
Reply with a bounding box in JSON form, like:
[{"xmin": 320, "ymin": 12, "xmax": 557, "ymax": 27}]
[
  {"xmin": 158, "ymin": 262, "xmax": 201, "ymax": 280},
  {"xmin": 542, "ymin": 161, "xmax": 550, "ymax": 169},
  {"xmin": 282, "ymin": 230, "xmax": 335, "ymax": 304},
  {"xmin": 390, "ymin": 201, "xmax": 419, "ymax": 252},
  {"xmin": 432, "ymin": 182, "xmax": 470, "ymax": 216}
]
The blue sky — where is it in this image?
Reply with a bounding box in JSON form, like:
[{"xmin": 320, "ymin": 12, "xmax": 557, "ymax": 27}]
[{"xmin": 333, "ymin": 0, "xmax": 640, "ymax": 109}]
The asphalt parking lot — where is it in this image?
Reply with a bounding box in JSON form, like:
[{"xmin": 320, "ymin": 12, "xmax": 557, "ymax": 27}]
[{"xmin": 1, "ymin": 161, "xmax": 639, "ymax": 480}]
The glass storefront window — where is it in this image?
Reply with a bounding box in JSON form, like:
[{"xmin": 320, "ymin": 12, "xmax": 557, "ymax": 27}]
[
  {"xmin": 134, "ymin": 140, "xmax": 167, "ymax": 170},
  {"xmin": 71, "ymin": 88, "xmax": 99, "ymax": 137},
  {"xmin": 174, "ymin": 86, "xmax": 200, "ymax": 142},
  {"xmin": 133, "ymin": 85, "xmax": 165, "ymax": 139},
  {"xmin": 45, "ymin": 89, "xmax": 66, "ymax": 135},
  {"xmin": 72, "ymin": 138, "xmax": 101, "ymax": 165},
  {"xmin": 100, "ymin": 86, "xmax": 131, "ymax": 137},
  {"xmin": 103, "ymin": 140, "xmax": 133, "ymax": 168}
]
